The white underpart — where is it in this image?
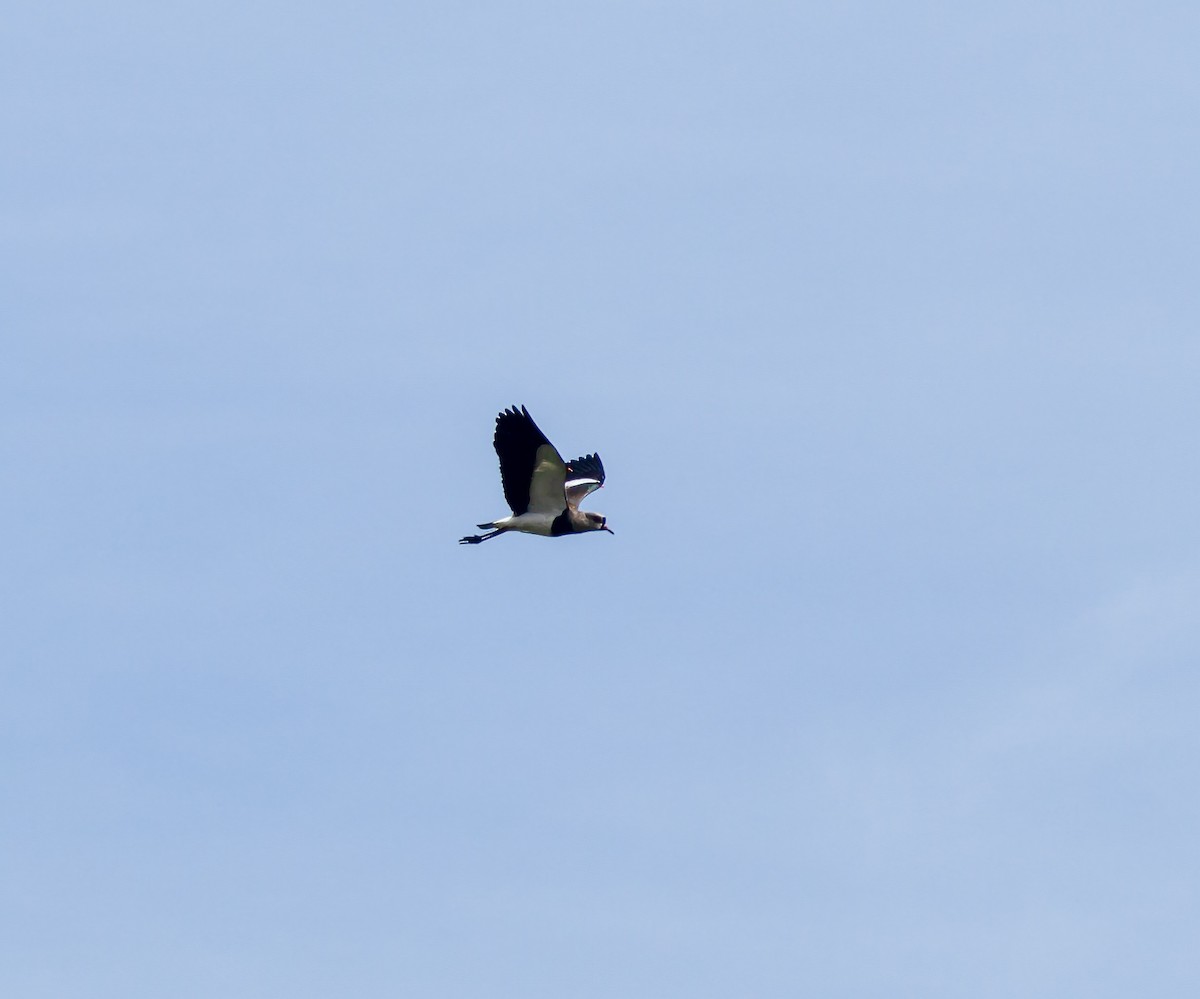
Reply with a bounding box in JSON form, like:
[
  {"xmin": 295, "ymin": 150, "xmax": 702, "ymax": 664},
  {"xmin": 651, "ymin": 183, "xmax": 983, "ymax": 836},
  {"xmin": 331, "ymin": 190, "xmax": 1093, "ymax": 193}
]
[
  {"xmin": 527, "ymin": 444, "xmax": 568, "ymax": 514},
  {"xmin": 565, "ymin": 477, "xmax": 602, "ymax": 509},
  {"xmin": 492, "ymin": 512, "xmax": 558, "ymax": 536}
]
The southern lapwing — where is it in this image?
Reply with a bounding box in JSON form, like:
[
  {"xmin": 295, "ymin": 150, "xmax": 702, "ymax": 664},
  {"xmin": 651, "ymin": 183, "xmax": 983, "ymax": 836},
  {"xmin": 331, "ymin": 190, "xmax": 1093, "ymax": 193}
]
[{"xmin": 459, "ymin": 405, "xmax": 613, "ymax": 545}]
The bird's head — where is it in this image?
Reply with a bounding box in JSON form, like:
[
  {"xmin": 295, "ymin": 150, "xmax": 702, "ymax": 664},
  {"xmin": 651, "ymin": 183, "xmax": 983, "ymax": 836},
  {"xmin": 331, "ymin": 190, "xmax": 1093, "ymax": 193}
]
[{"xmin": 584, "ymin": 512, "xmax": 614, "ymax": 535}]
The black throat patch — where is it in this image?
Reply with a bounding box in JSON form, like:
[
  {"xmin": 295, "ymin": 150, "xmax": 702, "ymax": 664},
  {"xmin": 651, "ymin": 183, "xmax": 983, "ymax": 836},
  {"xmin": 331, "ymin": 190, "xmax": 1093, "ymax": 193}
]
[{"xmin": 549, "ymin": 509, "xmax": 575, "ymax": 536}]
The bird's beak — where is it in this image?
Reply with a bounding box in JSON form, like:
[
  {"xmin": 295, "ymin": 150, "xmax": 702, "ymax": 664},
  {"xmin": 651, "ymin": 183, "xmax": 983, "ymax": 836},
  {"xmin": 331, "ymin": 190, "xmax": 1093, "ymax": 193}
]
[{"xmin": 603, "ymin": 526, "xmax": 614, "ymax": 534}]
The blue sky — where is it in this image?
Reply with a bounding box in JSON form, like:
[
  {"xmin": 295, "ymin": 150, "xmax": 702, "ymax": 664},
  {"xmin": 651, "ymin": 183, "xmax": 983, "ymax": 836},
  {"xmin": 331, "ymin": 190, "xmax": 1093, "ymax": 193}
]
[{"xmin": 5, "ymin": 2, "xmax": 1199, "ymax": 996}]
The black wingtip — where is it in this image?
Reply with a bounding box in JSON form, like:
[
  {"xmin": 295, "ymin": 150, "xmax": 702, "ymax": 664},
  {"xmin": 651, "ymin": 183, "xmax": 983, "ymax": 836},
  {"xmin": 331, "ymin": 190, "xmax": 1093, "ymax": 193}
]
[
  {"xmin": 491, "ymin": 407, "xmax": 555, "ymax": 515},
  {"xmin": 565, "ymin": 452, "xmax": 606, "ymax": 486}
]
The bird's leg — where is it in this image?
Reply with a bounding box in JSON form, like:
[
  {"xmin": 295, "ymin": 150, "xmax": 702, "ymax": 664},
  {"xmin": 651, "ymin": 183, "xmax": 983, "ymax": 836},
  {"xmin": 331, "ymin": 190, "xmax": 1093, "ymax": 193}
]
[{"xmin": 458, "ymin": 528, "xmax": 506, "ymax": 545}]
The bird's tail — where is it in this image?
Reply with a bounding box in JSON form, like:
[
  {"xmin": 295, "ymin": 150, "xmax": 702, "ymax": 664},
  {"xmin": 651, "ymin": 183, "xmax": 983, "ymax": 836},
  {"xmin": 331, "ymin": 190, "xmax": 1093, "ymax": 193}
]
[{"xmin": 476, "ymin": 522, "xmax": 497, "ymax": 529}]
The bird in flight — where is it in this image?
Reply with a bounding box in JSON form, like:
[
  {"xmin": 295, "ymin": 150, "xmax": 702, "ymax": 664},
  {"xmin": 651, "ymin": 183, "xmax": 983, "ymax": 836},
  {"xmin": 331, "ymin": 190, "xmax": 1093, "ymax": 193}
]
[{"xmin": 459, "ymin": 405, "xmax": 613, "ymax": 545}]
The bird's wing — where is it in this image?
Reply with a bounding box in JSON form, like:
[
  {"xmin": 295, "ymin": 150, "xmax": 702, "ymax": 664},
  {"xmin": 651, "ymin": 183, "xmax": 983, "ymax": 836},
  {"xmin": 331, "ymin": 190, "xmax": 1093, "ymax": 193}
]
[
  {"xmin": 493, "ymin": 405, "xmax": 567, "ymax": 515},
  {"xmin": 564, "ymin": 452, "xmax": 605, "ymax": 510}
]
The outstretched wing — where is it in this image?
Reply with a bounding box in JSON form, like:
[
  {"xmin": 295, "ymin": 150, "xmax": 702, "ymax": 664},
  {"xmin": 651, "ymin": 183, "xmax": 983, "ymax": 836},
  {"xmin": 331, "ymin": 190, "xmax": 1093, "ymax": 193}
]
[
  {"xmin": 493, "ymin": 405, "xmax": 567, "ymax": 515},
  {"xmin": 564, "ymin": 452, "xmax": 605, "ymax": 510}
]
